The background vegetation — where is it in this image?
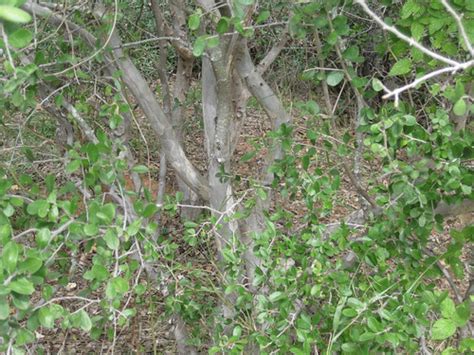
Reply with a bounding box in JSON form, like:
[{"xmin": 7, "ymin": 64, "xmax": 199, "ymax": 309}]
[{"xmin": 0, "ymin": 0, "xmax": 473, "ymax": 353}]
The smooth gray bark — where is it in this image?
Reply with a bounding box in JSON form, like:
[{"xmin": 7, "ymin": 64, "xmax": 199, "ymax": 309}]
[{"xmin": 107, "ymin": 31, "xmax": 210, "ymax": 201}]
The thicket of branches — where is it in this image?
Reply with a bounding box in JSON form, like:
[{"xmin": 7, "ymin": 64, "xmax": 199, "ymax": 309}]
[{"xmin": 0, "ymin": 0, "xmax": 473, "ymax": 353}]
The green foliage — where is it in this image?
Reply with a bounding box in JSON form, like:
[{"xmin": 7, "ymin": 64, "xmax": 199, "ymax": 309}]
[
  {"xmin": 0, "ymin": 5, "xmax": 31, "ymax": 24},
  {"xmin": 1, "ymin": 0, "xmax": 473, "ymax": 353}
]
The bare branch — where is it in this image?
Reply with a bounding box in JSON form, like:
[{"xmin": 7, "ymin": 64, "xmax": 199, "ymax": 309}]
[
  {"xmin": 434, "ymin": 199, "xmax": 474, "ymax": 217},
  {"xmin": 23, "ymin": 0, "xmax": 210, "ymax": 201},
  {"xmin": 382, "ymin": 60, "xmax": 474, "ymax": 104},
  {"xmin": 0, "ymin": 23, "xmax": 17, "ymax": 76},
  {"xmin": 355, "ymin": 0, "xmax": 474, "ymax": 106},
  {"xmin": 24, "ymin": 0, "xmax": 119, "ymax": 76},
  {"xmin": 149, "ymin": 0, "xmax": 193, "ymax": 59},
  {"xmin": 257, "ymin": 24, "xmax": 290, "ymax": 75},
  {"xmin": 354, "ymin": 0, "xmax": 459, "ymax": 66},
  {"xmin": 107, "ymin": 31, "xmax": 210, "ymax": 200},
  {"xmin": 342, "ymin": 161, "xmax": 377, "ymax": 209},
  {"xmin": 440, "ymin": 0, "xmax": 474, "ymax": 56}
]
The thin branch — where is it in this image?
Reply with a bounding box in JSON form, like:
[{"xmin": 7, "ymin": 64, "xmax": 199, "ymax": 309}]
[
  {"xmin": 257, "ymin": 23, "xmax": 290, "ymax": 75},
  {"xmin": 303, "ymin": 67, "xmax": 344, "ymax": 72},
  {"xmin": 112, "ymin": 36, "xmax": 181, "ymax": 49},
  {"xmin": 354, "ymin": 0, "xmax": 459, "ymax": 66},
  {"xmin": 342, "ymin": 161, "xmax": 377, "ymax": 209},
  {"xmin": 13, "ymin": 219, "xmax": 75, "ymax": 240},
  {"xmin": 355, "ymin": 0, "xmax": 474, "ymax": 106},
  {"xmin": 382, "ymin": 60, "xmax": 474, "ymax": 103},
  {"xmin": 440, "ymin": 0, "xmax": 474, "ymax": 56},
  {"xmin": 61, "ymin": 100, "xmax": 98, "ymax": 143},
  {"xmin": 150, "ymin": 0, "xmax": 193, "ymax": 59},
  {"xmin": 33, "ymin": 296, "xmax": 100, "ymax": 311},
  {"xmin": 43, "ymin": 0, "xmax": 118, "ymax": 76},
  {"xmin": 0, "ymin": 23, "xmax": 17, "ymax": 77}
]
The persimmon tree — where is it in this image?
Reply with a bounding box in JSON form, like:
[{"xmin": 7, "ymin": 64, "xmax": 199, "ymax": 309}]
[{"xmin": 0, "ymin": 0, "xmax": 473, "ymax": 353}]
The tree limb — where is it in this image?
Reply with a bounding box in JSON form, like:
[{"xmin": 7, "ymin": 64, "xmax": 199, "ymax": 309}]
[
  {"xmin": 256, "ymin": 24, "xmax": 290, "ymax": 75},
  {"xmin": 23, "ymin": 1, "xmax": 210, "ymax": 201}
]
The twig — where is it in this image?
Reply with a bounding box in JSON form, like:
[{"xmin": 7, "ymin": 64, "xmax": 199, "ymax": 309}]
[
  {"xmin": 0, "ymin": 23, "xmax": 17, "ymax": 77},
  {"xmin": 355, "ymin": 0, "xmax": 474, "ymax": 107},
  {"xmin": 420, "ymin": 334, "xmax": 432, "ymax": 355},
  {"xmin": 303, "ymin": 66, "xmax": 344, "ymax": 72},
  {"xmin": 111, "ymin": 36, "xmax": 180, "ymax": 49},
  {"xmin": 440, "ymin": 0, "xmax": 474, "ymax": 56},
  {"xmin": 33, "ymin": 296, "xmax": 100, "ymax": 311},
  {"xmin": 45, "ymin": 0, "xmax": 118, "ymax": 76},
  {"xmin": 354, "ymin": 0, "xmax": 459, "ymax": 66},
  {"xmin": 342, "ymin": 161, "xmax": 377, "ymax": 209},
  {"xmin": 12, "ymin": 219, "xmax": 74, "ymax": 240},
  {"xmin": 382, "ymin": 60, "xmax": 474, "ymax": 102},
  {"xmin": 257, "ymin": 21, "xmax": 290, "ymax": 75}
]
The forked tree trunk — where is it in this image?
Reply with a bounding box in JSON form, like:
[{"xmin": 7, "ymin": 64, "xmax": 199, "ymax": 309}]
[{"xmin": 202, "ymin": 37, "xmax": 243, "ymax": 322}]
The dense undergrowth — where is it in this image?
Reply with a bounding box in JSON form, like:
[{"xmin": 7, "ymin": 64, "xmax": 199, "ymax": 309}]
[{"xmin": 0, "ymin": 0, "xmax": 473, "ymax": 353}]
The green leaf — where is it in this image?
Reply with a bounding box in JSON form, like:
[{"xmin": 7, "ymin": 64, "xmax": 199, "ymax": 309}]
[
  {"xmin": 453, "ymin": 99, "xmax": 467, "ymax": 116},
  {"xmin": 77, "ymin": 309, "xmax": 92, "ymax": 331},
  {"xmin": 93, "ymin": 264, "xmax": 109, "ymax": 281},
  {"xmin": 269, "ymin": 291, "xmax": 283, "ymax": 302},
  {"xmin": 372, "ymin": 78, "xmax": 384, "ymax": 92},
  {"xmin": 0, "ymin": 297, "xmax": 9, "ymax": 320},
  {"xmin": 342, "ymin": 45, "xmax": 360, "ymax": 62},
  {"xmin": 36, "ymin": 228, "xmax": 51, "ymax": 248},
  {"xmin": 0, "ymin": 223, "xmax": 12, "ymax": 243},
  {"xmin": 188, "ymin": 13, "xmax": 200, "ymax": 31},
  {"xmin": 440, "ymin": 298, "xmax": 456, "ymax": 319},
  {"xmin": 359, "ymin": 332, "xmax": 375, "ymax": 341},
  {"xmin": 0, "ymin": 1, "xmax": 18, "ymax": 8},
  {"xmin": 3, "ymin": 241, "xmax": 19, "ymax": 274},
  {"xmin": 15, "ymin": 328, "xmax": 35, "ymax": 346},
  {"xmin": 11, "ymin": 294, "xmax": 29, "ymax": 311},
  {"xmin": 83, "ymin": 224, "xmax": 99, "ymax": 237},
  {"xmin": 240, "ymin": 151, "xmax": 256, "ymax": 162},
  {"xmin": 8, "ymin": 278, "xmax": 35, "ymax": 295},
  {"xmin": 461, "ymin": 184, "xmax": 472, "ymax": 195},
  {"xmin": 66, "ymin": 160, "xmax": 82, "ymax": 173},
  {"xmin": 106, "ymin": 277, "xmax": 129, "ymax": 299},
  {"xmin": 432, "ymin": 318, "xmax": 457, "ymax": 340},
  {"xmin": 216, "ymin": 18, "xmax": 229, "ymax": 34},
  {"xmin": 193, "ymin": 36, "xmax": 207, "ymax": 57},
  {"xmin": 342, "ymin": 308, "xmax": 357, "ymax": 317},
  {"xmin": 131, "ymin": 165, "xmax": 149, "ymax": 174},
  {"xmin": 333, "ymin": 15, "xmax": 349, "ymax": 35},
  {"xmin": 389, "ymin": 58, "xmax": 411, "ymax": 76},
  {"xmin": 207, "ymin": 36, "xmax": 219, "ymax": 48},
  {"xmin": 341, "ymin": 343, "xmax": 357, "ymax": 352},
  {"xmin": 256, "ymin": 10, "xmax": 270, "ymax": 24},
  {"xmin": 326, "ymin": 71, "xmax": 344, "ymax": 86},
  {"xmin": 127, "ymin": 219, "xmax": 141, "ymax": 236},
  {"xmin": 367, "ymin": 317, "xmax": 382, "ymax": 332},
  {"xmin": 98, "ymin": 203, "xmax": 116, "ymax": 223},
  {"xmin": 22, "ymin": 147, "xmax": 35, "ymax": 162},
  {"xmin": 135, "ymin": 284, "xmax": 146, "ymax": 295},
  {"xmin": 305, "ymin": 100, "xmax": 320, "ymax": 114},
  {"xmin": 142, "ymin": 203, "xmax": 158, "ymax": 218},
  {"xmin": 411, "ymin": 23, "xmax": 424, "ymax": 41},
  {"xmin": 401, "ymin": 0, "xmax": 423, "ymax": 19},
  {"xmin": 454, "ymin": 302, "xmax": 471, "ymax": 327},
  {"xmin": 103, "ymin": 229, "xmax": 119, "ymax": 250},
  {"xmin": 175, "ymin": 191, "xmax": 184, "ymax": 203},
  {"xmin": 0, "ymin": 5, "xmax": 32, "ymax": 23},
  {"xmin": 38, "ymin": 306, "xmax": 54, "ymax": 328},
  {"xmin": 18, "ymin": 257, "xmax": 42, "ymax": 274},
  {"xmin": 8, "ymin": 28, "xmax": 33, "ymax": 48}
]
